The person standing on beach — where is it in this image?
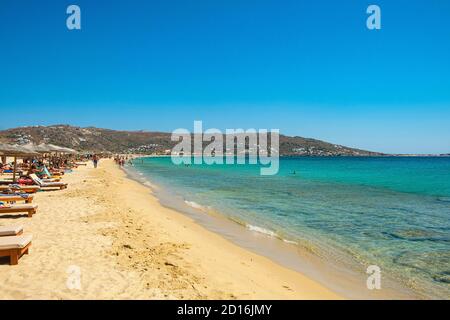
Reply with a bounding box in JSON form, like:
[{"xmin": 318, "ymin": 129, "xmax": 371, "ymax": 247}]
[{"xmin": 93, "ymin": 154, "xmax": 99, "ymax": 168}]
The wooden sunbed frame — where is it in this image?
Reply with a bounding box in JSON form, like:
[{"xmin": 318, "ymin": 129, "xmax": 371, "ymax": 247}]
[
  {"xmin": 0, "ymin": 194, "xmax": 34, "ymax": 203},
  {"xmin": 0, "ymin": 242, "xmax": 31, "ymax": 265},
  {"xmin": 0, "ymin": 177, "xmax": 61, "ymax": 183},
  {"xmin": 0, "ymin": 204, "xmax": 38, "ymax": 217},
  {"xmin": 0, "ymin": 185, "xmax": 41, "ymax": 194}
]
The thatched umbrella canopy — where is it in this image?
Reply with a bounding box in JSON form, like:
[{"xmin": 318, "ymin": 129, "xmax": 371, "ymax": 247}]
[
  {"xmin": 47, "ymin": 144, "xmax": 68, "ymax": 153},
  {"xmin": 58, "ymin": 147, "xmax": 78, "ymax": 154},
  {"xmin": 32, "ymin": 143, "xmax": 63, "ymax": 153},
  {"xmin": 0, "ymin": 143, "xmax": 40, "ymax": 157},
  {"xmin": 22, "ymin": 143, "xmax": 50, "ymax": 154},
  {"xmin": 20, "ymin": 143, "xmax": 47, "ymax": 155},
  {"xmin": 0, "ymin": 143, "xmax": 40, "ymax": 183},
  {"xmin": 43, "ymin": 144, "xmax": 79, "ymax": 156},
  {"xmin": 31, "ymin": 143, "xmax": 74, "ymax": 155}
]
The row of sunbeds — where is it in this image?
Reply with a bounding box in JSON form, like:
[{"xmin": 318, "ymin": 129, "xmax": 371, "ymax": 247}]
[{"xmin": 0, "ymin": 172, "xmax": 69, "ymax": 265}]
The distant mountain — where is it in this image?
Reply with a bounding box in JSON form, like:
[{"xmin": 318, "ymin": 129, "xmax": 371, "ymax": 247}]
[{"xmin": 0, "ymin": 125, "xmax": 383, "ymax": 156}]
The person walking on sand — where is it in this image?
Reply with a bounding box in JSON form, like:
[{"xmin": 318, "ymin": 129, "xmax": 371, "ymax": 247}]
[{"xmin": 93, "ymin": 154, "xmax": 99, "ymax": 168}]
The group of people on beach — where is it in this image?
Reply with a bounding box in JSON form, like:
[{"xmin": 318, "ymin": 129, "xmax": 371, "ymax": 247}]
[
  {"xmin": 1, "ymin": 159, "xmax": 74, "ymax": 182},
  {"xmin": 114, "ymin": 156, "xmax": 128, "ymax": 167}
]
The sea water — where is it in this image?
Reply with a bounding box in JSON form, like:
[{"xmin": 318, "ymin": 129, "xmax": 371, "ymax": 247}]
[{"xmin": 129, "ymin": 156, "xmax": 450, "ymax": 298}]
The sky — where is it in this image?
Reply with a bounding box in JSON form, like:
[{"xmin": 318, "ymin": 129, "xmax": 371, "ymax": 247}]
[{"xmin": 0, "ymin": 0, "xmax": 449, "ymax": 154}]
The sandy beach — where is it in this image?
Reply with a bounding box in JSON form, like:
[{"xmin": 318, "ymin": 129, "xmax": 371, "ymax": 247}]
[{"xmin": 0, "ymin": 159, "xmax": 341, "ymax": 299}]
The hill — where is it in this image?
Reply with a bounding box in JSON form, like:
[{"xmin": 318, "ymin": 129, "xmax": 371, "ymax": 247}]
[{"xmin": 0, "ymin": 125, "xmax": 383, "ymax": 156}]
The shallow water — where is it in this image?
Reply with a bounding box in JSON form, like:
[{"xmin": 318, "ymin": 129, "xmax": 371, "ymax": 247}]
[{"xmin": 130, "ymin": 156, "xmax": 450, "ymax": 299}]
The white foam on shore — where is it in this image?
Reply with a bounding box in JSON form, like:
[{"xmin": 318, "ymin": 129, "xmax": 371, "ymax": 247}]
[
  {"xmin": 246, "ymin": 224, "xmax": 277, "ymax": 237},
  {"xmin": 184, "ymin": 200, "xmax": 206, "ymax": 211},
  {"xmin": 283, "ymin": 239, "xmax": 299, "ymax": 245},
  {"xmin": 143, "ymin": 180, "xmax": 158, "ymax": 189}
]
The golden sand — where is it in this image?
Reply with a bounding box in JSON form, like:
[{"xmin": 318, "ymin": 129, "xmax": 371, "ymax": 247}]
[{"xmin": 0, "ymin": 159, "xmax": 341, "ymax": 299}]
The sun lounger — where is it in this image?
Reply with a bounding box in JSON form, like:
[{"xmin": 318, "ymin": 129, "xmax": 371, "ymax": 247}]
[
  {"xmin": 0, "ymin": 204, "xmax": 38, "ymax": 218},
  {"xmin": 29, "ymin": 174, "xmax": 67, "ymax": 190},
  {"xmin": 0, "ymin": 225, "xmax": 23, "ymax": 236},
  {"xmin": 0, "ymin": 185, "xmax": 41, "ymax": 194},
  {"xmin": 0, "ymin": 194, "xmax": 34, "ymax": 203},
  {"xmin": 0, "ymin": 171, "xmax": 24, "ymax": 176},
  {"xmin": 0, "ymin": 235, "xmax": 32, "ymax": 265},
  {"xmin": 42, "ymin": 177, "xmax": 62, "ymax": 182},
  {"xmin": 0, "ymin": 177, "xmax": 60, "ymax": 183}
]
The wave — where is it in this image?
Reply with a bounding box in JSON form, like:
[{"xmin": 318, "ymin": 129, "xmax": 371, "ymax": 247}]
[
  {"xmin": 384, "ymin": 230, "xmax": 450, "ymax": 242},
  {"xmin": 245, "ymin": 224, "xmax": 300, "ymax": 245},
  {"xmin": 283, "ymin": 239, "xmax": 299, "ymax": 245},
  {"xmin": 437, "ymin": 197, "xmax": 450, "ymax": 203},
  {"xmin": 143, "ymin": 180, "xmax": 158, "ymax": 189},
  {"xmin": 184, "ymin": 200, "xmax": 207, "ymax": 211},
  {"xmin": 246, "ymin": 224, "xmax": 277, "ymax": 237}
]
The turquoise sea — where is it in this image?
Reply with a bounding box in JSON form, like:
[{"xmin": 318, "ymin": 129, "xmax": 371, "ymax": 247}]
[{"xmin": 128, "ymin": 156, "xmax": 450, "ymax": 298}]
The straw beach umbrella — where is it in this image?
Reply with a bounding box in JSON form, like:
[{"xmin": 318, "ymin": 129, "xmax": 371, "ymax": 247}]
[
  {"xmin": 30, "ymin": 143, "xmax": 73, "ymax": 155},
  {"xmin": 40, "ymin": 144, "xmax": 78, "ymax": 155},
  {"xmin": 22, "ymin": 142, "xmax": 78, "ymax": 157},
  {"xmin": 47, "ymin": 144, "xmax": 67, "ymax": 153},
  {"xmin": 34, "ymin": 144, "xmax": 79, "ymax": 168},
  {"xmin": 20, "ymin": 143, "xmax": 46, "ymax": 154},
  {"xmin": 33, "ymin": 143, "xmax": 55, "ymax": 154},
  {"xmin": 0, "ymin": 143, "xmax": 40, "ymax": 183},
  {"xmin": 58, "ymin": 146, "xmax": 78, "ymax": 154}
]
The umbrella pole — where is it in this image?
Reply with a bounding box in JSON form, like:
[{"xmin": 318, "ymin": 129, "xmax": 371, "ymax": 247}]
[{"xmin": 13, "ymin": 156, "xmax": 17, "ymax": 183}]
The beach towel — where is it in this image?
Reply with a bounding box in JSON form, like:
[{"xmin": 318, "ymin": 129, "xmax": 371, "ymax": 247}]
[
  {"xmin": 18, "ymin": 178, "xmax": 33, "ymax": 185},
  {"xmin": 43, "ymin": 166, "xmax": 52, "ymax": 177},
  {"xmin": 0, "ymin": 202, "xmax": 11, "ymax": 208}
]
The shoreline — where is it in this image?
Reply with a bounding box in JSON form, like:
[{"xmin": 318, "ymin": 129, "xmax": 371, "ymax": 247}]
[
  {"xmin": 0, "ymin": 159, "xmax": 342, "ymax": 299},
  {"xmin": 125, "ymin": 158, "xmax": 420, "ymax": 300}
]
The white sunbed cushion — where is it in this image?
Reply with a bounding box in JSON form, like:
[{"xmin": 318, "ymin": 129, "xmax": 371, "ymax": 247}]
[
  {"xmin": 0, "ymin": 225, "xmax": 23, "ymax": 236},
  {"xmin": 30, "ymin": 174, "xmax": 65, "ymax": 187},
  {"xmin": 30, "ymin": 174, "xmax": 43, "ymax": 185},
  {"xmin": 0, "ymin": 235, "xmax": 32, "ymax": 250}
]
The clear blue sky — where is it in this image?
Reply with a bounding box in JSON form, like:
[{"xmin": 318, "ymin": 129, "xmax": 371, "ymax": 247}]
[{"xmin": 0, "ymin": 0, "xmax": 449, "ymax": 154}]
